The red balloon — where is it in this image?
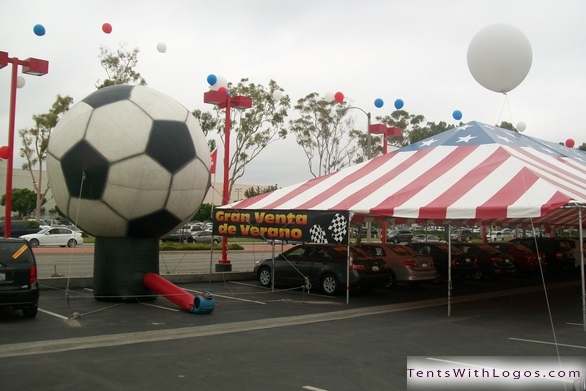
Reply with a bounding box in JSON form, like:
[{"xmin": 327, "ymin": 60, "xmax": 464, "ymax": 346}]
[
  {"xmin": 218, "ymin": 87, "xmax": 227, "ymax": 94},
  {"xmin": 102, "ymin": 23, "xmax": 112, "ymax": 34},
  {"xmin": 0, "ymin": 145, "xmax": 9, "ymax": 160},
  {"xmin": 566, "ymin": 139, "xmax": 575, "ymax": 148},
  {"xmin": 334, "ymin": 92, "xmax": 344, "ymax": 103}
]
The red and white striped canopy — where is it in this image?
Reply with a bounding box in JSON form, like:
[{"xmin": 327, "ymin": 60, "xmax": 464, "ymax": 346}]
[{"xmin": 226, "ymin": 122, "xmax": 586, "ymax": 227}]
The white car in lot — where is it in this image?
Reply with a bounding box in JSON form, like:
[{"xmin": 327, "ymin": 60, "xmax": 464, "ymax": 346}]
[{"xmin": 20, "ymin": 227, "xmax": 83, "ymax": 248}]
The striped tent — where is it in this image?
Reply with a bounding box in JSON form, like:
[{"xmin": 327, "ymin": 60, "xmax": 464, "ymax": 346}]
[{"xmin": 226, "ymin": 121, "xmax": 586, "ymax": 228}]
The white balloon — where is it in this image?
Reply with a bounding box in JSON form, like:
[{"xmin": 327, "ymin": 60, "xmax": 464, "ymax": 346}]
[
  {"xmin": 211, "ymin": 75, "xmax": 227, "ymax": 91},
  {"xmin": 273, "ymin": 90, "xmax": 283, "ymax": 101},
  {"xmin": 324, "ymin": 92, "xmax": 334, "ymax": 102},
  {"xmin": 516, "ymin": 121, "xmax": 526, "ymax": 132},
  {"xmin": 16, "ymin": 76, "xmax": 25, "ymax": 88},
  {"xmin": 156, "ymin": 42, "xmax": 167, "ymax": 53},
  {"xmin": 467, "ymin": 24, "xmax": 532, "ymax": 93}
]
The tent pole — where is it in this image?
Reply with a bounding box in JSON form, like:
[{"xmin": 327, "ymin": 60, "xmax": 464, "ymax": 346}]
[
  {"xmin": 447, "ymin": 223, "xmax": 452, "ymax": 317},
  {"xmin": 568, "ymin": 205, "xmax": 586, "ymax": 332},
  {"xmin": 347, "ymin": 214, "xmax": 352, "ymax": 305}
]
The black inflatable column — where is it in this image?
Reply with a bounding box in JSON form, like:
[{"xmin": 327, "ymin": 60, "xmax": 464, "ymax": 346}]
[{"xmin": 93, "ymin": 237, "xmax": 159, "ymax": 302}]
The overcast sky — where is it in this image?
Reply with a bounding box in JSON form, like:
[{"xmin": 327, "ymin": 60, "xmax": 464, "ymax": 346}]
[{"xmin": 1, "ymin": 0, "xmax": 584, "ymax": 188}]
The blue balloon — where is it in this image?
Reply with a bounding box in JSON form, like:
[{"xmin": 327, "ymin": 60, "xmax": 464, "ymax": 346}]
[
  {"xmin": 394, "ymin": 99, "xmax": 404, "ymax": 110},
  {"xmin": 452, "ymin": 110, "xmax": 463, "ymax": 121},
  {"xmin": 33, "ymin": 24, "xmax": 45, "ymax": 36},
  {"xmin": 374, "ymin": 98, "xmax": 384, "ymax": 108},
  {"xmin": 206, "ymin": 74, "xmax": 217, "ymax": 86}
]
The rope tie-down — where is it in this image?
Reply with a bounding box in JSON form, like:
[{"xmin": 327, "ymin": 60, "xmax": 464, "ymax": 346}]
[{"xmin": 143, "ymin": 273, "xmax": 215, "ymax": 314}]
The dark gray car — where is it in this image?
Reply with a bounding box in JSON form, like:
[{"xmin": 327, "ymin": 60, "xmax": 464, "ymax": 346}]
[{"xmin": 0, "ymin": 238, "xmax": 39, "ymax": 318}]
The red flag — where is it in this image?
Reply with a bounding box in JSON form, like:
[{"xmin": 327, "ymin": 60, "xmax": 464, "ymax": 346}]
[{"xmin": 210, "ymin": 149, "xmax": 217, "ymax": 175}]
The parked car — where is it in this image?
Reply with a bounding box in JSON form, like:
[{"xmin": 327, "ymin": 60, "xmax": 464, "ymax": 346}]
[
  {"xmin": 559, "ymin": 238, "xmax": 584, "ymax": 268},
  {"xmin": 191, "ymin": 230, "xmax": 221, "ymax": 244},
  {"xmin": 161, "ymin": 229, "xmax": 193, "ymax": 243},
  {"xmin": 487, "ymin": 241, "xmax": 547, "ymax": 275},
  {"xmin": 19, "ymin": 227, "xmax": 83, "ymax": 248},
  {"xmin": 357, "ymin": 243, "xmax": 437, "ymax": 288},
  {"xmin": 409, "ymin": 242, "xmax": 479, "ymax": 283},
  {"xmin": 0, "ymin": 238, "xmax": 39, "ymax": 318},
  {"xmin": 452, "ymin": 243, "xmax": 517, "ymax": 280},
  {"xmin": 510, "ymin": 237, "xmax": 575, "ymax": 273},
  {"xmin": 450, "ymin": 228, "xmax": 473, "ymax": 242},
  {"xmin": 0, "ymin": 220, "xmax": 42, "ymax": 238},
  {"xmin": 411, "ymin": 234, "xmax": 444, "ymax": 243},
  {"xmin": 486, "ymin": 228, "xmax": 515, "ymax": 241},
  {"xmin": 253, "ymin": 243, "xmax": 388, "ymax": 295},
  {"xmin": 386, "ymin": 229, "xmax": 414, "ymax": 243}
]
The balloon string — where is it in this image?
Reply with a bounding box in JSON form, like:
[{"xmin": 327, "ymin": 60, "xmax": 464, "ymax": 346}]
[{"xmin": 496, "ymin": 93, "xmax": 509, "ymax": 126}]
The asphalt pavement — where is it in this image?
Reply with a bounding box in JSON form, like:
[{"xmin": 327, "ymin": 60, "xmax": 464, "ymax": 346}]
[{"xmin": 1, "ymin": 268, "xmax": 585, "ymax": 391}]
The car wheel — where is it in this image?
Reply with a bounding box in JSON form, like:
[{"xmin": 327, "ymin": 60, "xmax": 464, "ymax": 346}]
[
  {"xmin": 23, "ymin": 304, "xmax": 38, "ymax": 318},
  {"xmin": 258, "ymin": 267, "xmax": 272, "ymax": 287},
  {"xmin": 471, "ymin": 268, "xmax": 484, "ymax": 280},
  {"xmin": 384, "ymin": 269, "xmax": 396, "ymax": 289},
  {"xmin": 213, "ymin": 239, "xmax": 219, "ymax": 245},
  {"xmin": 393, "ymin": 237, "xmax": 399, "ymax": 244},
  {"xmin": 321, "ymin": 273, "xmax": 339, "ymax": 295},
  {"xmin": 181, "ymin": 238, "xmax": 187, "ymax": 244},
  {"xmin": 433, "ymin": 271, "xmax": 442, "ymax": 284},
  {"xmin": 187, "ymin": 237, "xmax": 194, "ymax": 243},
  {"xmin": 67, "ymin": 239, "xmax": 77, "ymax": 248},
  {"xmin": 29, "ymin": 239, "xmax": 40, "ymax": 248}
]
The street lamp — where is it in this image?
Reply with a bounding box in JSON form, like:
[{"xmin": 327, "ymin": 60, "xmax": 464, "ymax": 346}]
[
  {"xmin": 1, "ymin": 51, "xmax": 49, "ymax": 238},
  {"xmin": 369, "ymin": 124, "xmax": 402, "ymax": 243},
  {"xmin": 204, "ymin": 89, "xmax": 252, "ymax": 272}
]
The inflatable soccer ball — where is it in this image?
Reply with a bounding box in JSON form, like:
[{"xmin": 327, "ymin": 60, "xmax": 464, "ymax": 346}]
[{"xmin": 46, "ymin": 85, "xmax": 211, "ymax": 238}]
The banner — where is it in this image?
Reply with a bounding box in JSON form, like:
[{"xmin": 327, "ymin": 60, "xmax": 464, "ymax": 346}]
[{"xmin": 212, "ymin": 209, "xmax": 350, "ymax": 244}]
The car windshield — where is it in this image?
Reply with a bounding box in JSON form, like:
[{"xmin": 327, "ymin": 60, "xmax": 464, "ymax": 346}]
[
  {"xmin": 37, "ymin": 228, "xmax": 51, "ymax": 234},
  {"xmin": 389, "ymin": 245, "xmax": 419, "ymax": 256}
]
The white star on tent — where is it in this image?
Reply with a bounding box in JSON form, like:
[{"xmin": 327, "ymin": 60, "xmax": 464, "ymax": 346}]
[
  {"xmin": 496, "ymin": 135, "xmax": 514, "ymax": 143},
  {"xmin": 420, "ymin": 138, "xmax": 438, "ymax": 147},
  {"xmin": 456, "ymin": 134, "xmax": 476, "ymax": 143},
  {"xmin": 540, "ymin": 146, "xmax": 556, "ymax": 154},
  {"xmin": 480, "ymin": 124, "xmax": 495, "ymax": 130},
  {"xmin": 456, "ymin": 124, "xmax": 473, "ymax": 131}
]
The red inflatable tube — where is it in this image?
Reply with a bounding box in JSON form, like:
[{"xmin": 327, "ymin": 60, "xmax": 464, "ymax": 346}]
[{"xmin": 143, "ymin": 273, "xmax": 195, "ymax": 312}]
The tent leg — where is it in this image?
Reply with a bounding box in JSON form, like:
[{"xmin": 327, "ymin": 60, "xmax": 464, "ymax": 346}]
[
  {"xmin": 580, "ymin": 209, "xmax": 585, "ymax": 332},
  {"xmin": 447, "ymin": 223, "xmax": 452, "ymax": 317}
]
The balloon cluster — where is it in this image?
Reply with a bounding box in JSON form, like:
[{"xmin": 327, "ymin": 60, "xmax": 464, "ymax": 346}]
[
  {"xmin": 324, "ymin": 92, "xmax": 345, "ymax": 103},
  {"xmin": 206, "ymin": 74, "xmax": 228, "ymax": 93}
]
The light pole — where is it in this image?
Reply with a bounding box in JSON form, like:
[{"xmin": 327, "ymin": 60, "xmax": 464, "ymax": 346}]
[
  {"xmin": 204, "ymin": 89, "xmax": 252, "ymax": 272},
  {"xmin": 0, "ymin": 51, "xmax": 49, "ymax": 238}
]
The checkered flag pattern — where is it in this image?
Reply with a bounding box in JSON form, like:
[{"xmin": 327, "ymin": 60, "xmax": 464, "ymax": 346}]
[
  {"xmin": 309, "ymin": 224, "xmax": 328, "ymax": 243},
  {"xmin": 327, "ymin": 213, "xmax": 348, "ymax": 243}
]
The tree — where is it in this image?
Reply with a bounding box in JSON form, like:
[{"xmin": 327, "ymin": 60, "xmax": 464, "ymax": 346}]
[
  {"xmin": 291, "ymin": 93, "xmax": 362, "ymax": 176},
  {"xmin": 192, "ymin": 203, "xmax": 213, "ymax": 222},
  {"xmin": 244, "ymin": 184, "xmax": 278, "ymax": 198},
  {"xmin": 199, "ymin": 78, "xmax": 290, "ymax": 196},
  {"xmin": 96, "ymin": 44, "xmax": 147, "ymax": 89},
  {"xmin": 1, "ymin": 188, "xmax": 45, "ymax": 218},
  {"xmin": 18, "ymin": 95, "xmax": 74, "ymax": 221}
]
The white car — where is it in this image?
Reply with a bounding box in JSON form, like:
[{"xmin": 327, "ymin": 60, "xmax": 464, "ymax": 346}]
[{"xmin": 20, "ymin": 227, "xmax": 83, "ymax": 248}]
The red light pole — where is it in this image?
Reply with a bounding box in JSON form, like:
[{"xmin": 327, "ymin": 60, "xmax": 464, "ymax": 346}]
[
  {"xmin": 0, "ymin": 52, "xmax": 49, "ymax": 237},
  {"xmin": 369, "ymin": 124, "xmax": 402, "ymax": 243},
  {"xmin": 203, "ymin": 89, "xmax": 252, "ymax": 272}
]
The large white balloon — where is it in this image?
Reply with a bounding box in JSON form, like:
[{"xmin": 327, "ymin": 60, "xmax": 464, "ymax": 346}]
[
  {"xmin": 324, "ymin": 92, "xmax": 334, "ymax": 102},
  {"xmin": 467, "ymin": 24, "xmax": 532, "ymax": 93},
  {"xmin": 272, "ymin": 90, "xmax": 283, "ymax": 101},
  {"xmin": 516, "ymin": 121, "xmax": 526, "ymax": 132}
]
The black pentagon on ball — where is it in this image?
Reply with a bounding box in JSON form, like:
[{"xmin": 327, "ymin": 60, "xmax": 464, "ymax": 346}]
[
  {"xmin": 61, "ymin": 140, "xmax": 110, "ymax": 200},
  {"xmin": 82, "ymin": 85, "xmax": 134, "ymax": 110},
  {"xmin": 145, "ymin": 120, "xmax": 196, "ymax": 173},
  {"xmin": 127, "ymin": 210, "xmax": 183, "ymax": 238}
]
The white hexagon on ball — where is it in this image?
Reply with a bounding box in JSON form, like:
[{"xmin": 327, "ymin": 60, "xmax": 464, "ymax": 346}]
[{"xmin": 47, "ymin": 85, "xmax": 211, "ymax": 239}]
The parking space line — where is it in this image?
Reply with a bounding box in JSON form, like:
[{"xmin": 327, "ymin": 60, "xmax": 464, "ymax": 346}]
[
  {"xmin": 140, "ymin": 302, "xmax": 180, "ymax": 312},
  {"xmin": 39, "ymin": 308, "xmax": 69, "ymax": 320},
  {"xmin": 566, "ymin": 322, "xmax": 583, "ymax": 326},
  {"xmin": 508, "ymin": 337, "xmax": 586, "ymax": 350},
  {"xmin": 183, "ymin": 288, "xmax": 266, "ymax": 305},
  {"xmin": 303, "ymin": 386, "xmax": 328, "ymax": 391}
]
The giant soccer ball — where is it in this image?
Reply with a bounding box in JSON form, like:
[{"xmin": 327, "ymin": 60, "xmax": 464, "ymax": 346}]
[{"xmin": 46, "ymin": 85, "xmax": 211, "ymax": 238}]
